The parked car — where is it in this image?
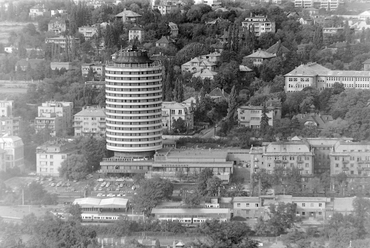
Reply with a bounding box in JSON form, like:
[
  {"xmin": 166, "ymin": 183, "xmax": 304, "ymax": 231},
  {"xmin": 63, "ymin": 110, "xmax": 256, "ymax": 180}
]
[
  {"xmin": 97, "ymin": 178, "xmax": 104, "ymax": 182},
  {"xmin": 107, "ymin": 193, "xmax": 115, "ymax": 197}
]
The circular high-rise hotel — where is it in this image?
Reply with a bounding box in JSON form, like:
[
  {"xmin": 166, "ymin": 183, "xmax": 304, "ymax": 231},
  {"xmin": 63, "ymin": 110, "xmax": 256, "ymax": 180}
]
[{"xmin": 105, "ymin": 45, "xmax": 162, "ymax": 157}]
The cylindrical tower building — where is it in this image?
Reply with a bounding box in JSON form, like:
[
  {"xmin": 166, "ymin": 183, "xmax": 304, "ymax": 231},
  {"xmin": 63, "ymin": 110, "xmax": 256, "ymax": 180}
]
[{"xmin": 105, "ymin": 45, "xmax": 162, "ymax": 157}]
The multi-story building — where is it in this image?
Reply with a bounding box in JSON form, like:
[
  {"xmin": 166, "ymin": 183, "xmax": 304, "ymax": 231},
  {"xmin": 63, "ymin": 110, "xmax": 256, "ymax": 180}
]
[
  {"xmin": 48, "ymin": 19, "xmax": 67, "ymax": 34},
  {"xmin": 241, "ymin": 15, "xmax": 276, "ymax": 37},
  {"xmin": 152, "ymin": 0, "xmax": 179, "ymax": 15},
  {"xmin": 35, "ymin": 101, "xmax": 73, "ymax": 136},
  {"xmin": 0, "ymin": 100, "xmax": 20, "ymax": 136},
  {"xmin": 36, "ymin": 139, "xmax": 78, "ymax": 176},
  {"xmin": 292, "ymin": 197, "xmax": 329, "ymax": 219},
  {"xmin": 78, "ymin": 26, "xmax": 97, "ymax": 39},
  {"xmin": 45, "ymin": 36, "xmax": 80, "ymax": 49},
  {"xmin": 250, "ymin": 140, "xmax": 315, "ymax": 175},
  {"xmin": 181, "ymin": 52, "xmax": 220, "ymax": 78},
  {"xmin": 115, "ymin": 9, "xmax": 141, "ymax": 23},
  {"xmin": 169, "ymin": 22, "xmax": 178, "ymax": 37},
  {"xmin": 74, "ymin": 106, "xmax": 106, "ymax": 137},
  {"xmin": 162, "ymin": 102, "xmax": 193, "ymax": 131},
  {"xmin": 0, "ymin": 136, "xmax": 24, "ymax": 170},
  {"xmin": 300, "ymin": 137, "xmax": 352, "ymax": 174},
  {"xmin": 244, "ymin": 49, "xmax": 276, "ymax": 66},
  {"xmin": 81, "ymin": 63, "xmax": 105, "ymax": 78},
  {"xmin": 294, "ymin": 0, "xmax": 314, "ymax": 8},
  {"xmin": 50, "ymin": 62, "xmax": 74, "ymax": 71},
  {"xmin": 320, "ymin": 0, "xmax": 341, "ymax": 11},
  {"xmin": 0, "ymin": 148, "xmax": 6, "ymax": 172},
  {"xmin": 237, "ymin": 104, "xmax": 282, "ymax": 129},
  {"xmin": 128, "ymin": 26, "xmax": 145, "ymax": 42},
  {"xmin": 29, "ymin": 4, "xmax": 47, "ymax": 18},
  {"xmin": 284, "ymin": 62, "xmax": 370, "ymax": 92},
  {"xmin": 104, "ymin": 44, "xmax": 163, "ymax": 156},
  {"xmin": 329, "ymin": 141, "xmax": 370, "ymax": 177}
]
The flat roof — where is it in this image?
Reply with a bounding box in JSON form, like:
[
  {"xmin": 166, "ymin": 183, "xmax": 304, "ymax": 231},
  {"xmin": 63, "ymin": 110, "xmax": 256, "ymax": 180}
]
[
  {"xmin": 159, "ymin": 149, "xmax": 228, "ymax": 159},
  {"xmin": 152, "ymin": 208, "xmax": 230, "ymax": 215},
  {"xmin": 73, "ymin": 197, "xmax": 128, "ymax": 208},
  {"xmin": 233, "ymin": 197, "xmax": 260, "ymax": 202}
]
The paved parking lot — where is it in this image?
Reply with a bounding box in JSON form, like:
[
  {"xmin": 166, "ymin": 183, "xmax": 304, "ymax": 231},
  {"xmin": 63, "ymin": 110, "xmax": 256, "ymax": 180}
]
[{"xmin": 90, "ymin": 178, "xmax": 138, "ymax": 198}]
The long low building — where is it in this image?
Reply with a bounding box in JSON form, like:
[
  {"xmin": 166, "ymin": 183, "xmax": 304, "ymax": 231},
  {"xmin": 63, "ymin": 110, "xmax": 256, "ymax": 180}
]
[
  {"xmin": 151, "ymin": 208, "xmax": 231, "ymax": 223},
  {"xmin": 99, "ymin": 148, "xmax": 234, "ymax": 181},
  {"xmin": 284, "ymin": 62, "xmax": 370, "ymax": 92},
  {"xmin": 73, "ymin": 197, "xmax": 129, "ymax": 212}
]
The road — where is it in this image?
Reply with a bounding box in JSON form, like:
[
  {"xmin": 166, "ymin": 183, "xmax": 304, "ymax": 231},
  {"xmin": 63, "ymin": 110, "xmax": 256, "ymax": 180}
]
[{"xmin": 196, "ymin": 126, "xmax": 221, "ymax": 139}]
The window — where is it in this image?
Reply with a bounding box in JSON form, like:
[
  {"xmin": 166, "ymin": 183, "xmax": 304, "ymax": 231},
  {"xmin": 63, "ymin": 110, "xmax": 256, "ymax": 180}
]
[
  {"xmin": 302, "ymin": 203, "xmax": 305, "ymax": 207},
  {"xmin": 178, "ymin": 110, "xmax": 182, "ymax": 115},
  {"xmin": 50, "ymin": 155, "xmax": 53, "ymax": 159},
  {"xmin": 319, "ymin": 203, "xmax": 322, "ymax": 207},
  {"xmin": 50, "ymin": 162, "xmax": 53, "ymax": 166},
  {"xmin": 237, "ymin": 203, "xmax": 241, "ymax": 207},
  {"xmin": 246, "ymin": 203, "xmax": 250, "ymax": 207}
]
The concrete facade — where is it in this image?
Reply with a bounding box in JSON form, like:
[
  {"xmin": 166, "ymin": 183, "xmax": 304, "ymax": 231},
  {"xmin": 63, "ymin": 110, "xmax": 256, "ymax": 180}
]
[
  {"xmin": 0, "ymin": 136, "xmax": 24, "ymax": 170},
  {"xmin": 74, "ymin": 106, "xmax": 106, "ymax": 137},
  {"xmin": 36, "ymin": 139, "xmax": 78, "ymax": 176},
  {"xmin": 162, "ymin": 102, "xmax": 194, "ymax": 131}
]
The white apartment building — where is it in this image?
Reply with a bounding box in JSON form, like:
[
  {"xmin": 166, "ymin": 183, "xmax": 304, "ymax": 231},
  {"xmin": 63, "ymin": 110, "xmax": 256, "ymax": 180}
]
[
  {"xmin": 104, "ymin": 45, "xmax": 163, "ymax": 155},
  {"xmin": 36, "ymin": 139, "xmax": 77, "ymax": 176},
  {"xmin": 29, "ymin": 4, "xmax": 47, "ymax": 18},
  {"xmin": 0, "ymin": 148, "xmax": 6, "ymax": 172},
  {"xmin": 128, "ymin": 26, "xmax": 145, "ymax": 42},
  {"xmin": 74, "ymin": 106, "xmax": 106, "ymax": 137},
  {"xmin": 329, "ymin": 141, "xmax": 370, "ymax": 177},
  {"xmin": 162, "ymin": 102, "xmax": 194, "ymax": 131},
  {"xmin": 0, "ymin": 100, "xmax": 20, "ymax": 136},
  {"xmin": 285, "ymin": 63, "xmax": 370, "ymax": 92},
  {"xmin": 237, "ymin": 105, "xmax": 281, "ymax": 129},
  {"xmin": 0, "ymin": 136, "xmax": 24, "ymax": 170},
  {"xmin": 250, "ymin": 141, "xmax": 315, "ymax": 175},
  {"xmin": 36, "ymin": 101, "xmax": 73, "ymax": 136},
  {"xmin": 241, "ymin": 15, "xmax": 276, "ymax": 37},
  {"xmin": 294, "ymin": 0, "xmax": 314, "ymax": 8},
  {"xmin": 78, "ymin": 26, "xmax": 97, "ymax": 39}
]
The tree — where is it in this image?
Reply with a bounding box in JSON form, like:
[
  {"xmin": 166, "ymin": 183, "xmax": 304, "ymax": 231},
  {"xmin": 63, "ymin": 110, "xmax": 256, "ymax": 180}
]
[
  {"xmin": 256, "ymin": 203, "xmax": 301, "ymax": 236},
  {"xmin": 183, "ymin": 190, "xmax": 202, "ymax": 206},
  {"xmin": 206, "ymin": 176, "xmax": 222, "ymax": 197},
  {"xmin": 197, "ymin": 168, "xmax": 214, "ymax": 196},
  {"xmin": 59, "ymin": 154, "xmax": 89, "ymax": 180},
  {"xmin": 260, "ymin": 104, "xmax": 270, "ymax": 135},
  {"xmin": 78, "ymin": 137, "xmax": 109, "ymax": 171},
  {"xmin": 67, "ymin": 203, "xmax": 82, "ymax": 222},
  {"xmin": 227, "ymin": 85, "xmax": 238, "ymax": 121},
  {"xmin": 172, "ymin": 117, "xmax": 187, "ymax": 133},
  {"xmin": 132, "ymin": 177, "xmax": 173, "ymax": 214},
  {"xmin": 193, "ymin": 220, "xmax": 259, "ymax": 248}
]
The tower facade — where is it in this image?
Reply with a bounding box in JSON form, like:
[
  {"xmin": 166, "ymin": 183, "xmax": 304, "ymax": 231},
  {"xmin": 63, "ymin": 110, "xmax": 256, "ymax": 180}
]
[{"xmin": 105, "ymin": 45, "xmax": 162, "ymax": 156}]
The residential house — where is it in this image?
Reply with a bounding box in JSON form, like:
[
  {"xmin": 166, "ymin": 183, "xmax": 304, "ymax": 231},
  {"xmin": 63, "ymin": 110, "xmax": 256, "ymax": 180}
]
[
  {"xmin": 359, "ymin": 10, "xmax": 370, "ymax": 20},
  {"xmin": 293, "ymin": 197, "xmax": 329, "ymax": 219},
  {"xmin": 51, "ymin": 9, "xmax": 66, "ymax": 17},
  {"xmin": 249, "ymin": 140, "xmax": 315, "ymax": 175},
  {"xmin": 241, "ymin": 15, "xmax": 276, "ymax": 37},
  {"xmin": 169, "ymin": 22, "xmax": 179, "ymax": 37},
  {"xmin": 155, "ymin": 36, "xmax": 173, "ymax": 48},
  {"xmin": 4, "ymin": 46, "xmax": 16, "ymax": 54},
  {"xmin": 244, "ymin": 49, "xmax": 276, "ymax": 66},
  {"xmin": 193, "ymin": 68, "xmax": 217, "ymax": 80},
  {"xmin": 48, "ymin": 19, "xmax": 67, "ymax": 34},
  {"xmin": 128, "ymin": 26, "xmax": 144, "ymax": 42},
  {"xmin": 153, "ymin": 0, "xmax": 179, "ymax": 15},
  {"xmin": 284, "ymin": 62, "xmax": 370, "ymax": 92},
  {"xmin": 162, "ymin": 102, "xmax": 194, "ymax": 131},
  {"xmin": 73, "ymin": 106, "xmax": 106, "ymax": 137},
  {"xmin": 363, "ymin": 58, "xmax": 370, "ymax": 71},
  {"xmin": 115, "ymin": 9, "xmax": 141, "ymax": 23},
  {"xmin": 329, "ymin": 141, "xmax": 370, "ymax": 177},
  {"xmin": 233, "ymin": 197, "xmax": 263, "ymax": 218},
  {"xmin": 181, "ymin": 52, "xmax": 220, "ymax": 75},
  {"xmin": 81, "ymin": 63, "xmax": 105, "ymax": 78},
  {"xmin": 293, "ymin": 113, "xmax": 333, "ymax": 129},
  {"xmin": 265, "ymin": 40, "xmax": 290, "ymax": 57},
  {"xmin": 36, "ymin": 139, "xmax": 78, "ymax": 176},
  {"xmin": 29, "ymin": 4, "xmax": 47, "ymax": 18},
  {"xmin": 50, "ymin": 62, "xmax": 75, "ymax": 71},
  {"xmin": 78, "ymin": 26, "xmax": 97, "ymax": 39},
  {"xmin": 206, "ymin": 88, "xmax": 229, "ymax": 103},
  {"xmin": 237, "ymin": 104, "xmax": 282, "ymax": 129},
  {"xmin": 302, "ymin": 7, "xmax": 319, "ymax": 17},
  {"xmin": 0, "ymin": 136, "xmax": 24, "ymax": 170}
]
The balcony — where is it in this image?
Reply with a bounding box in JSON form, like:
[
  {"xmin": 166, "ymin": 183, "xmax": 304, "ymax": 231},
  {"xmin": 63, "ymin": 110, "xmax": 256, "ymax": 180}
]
[
  {"xmin": 282, "ymin": 160, "xmax": 289, "ymax": 164},
  {"xmin": 297, "ymin": 160, "xmax": 304, "ymax": 164},
  {"xmin": 342, "ymin": 167, "xmax": 349, "ymax": 171},
  {"xmin": 342, "ymin": 160, "xmax": 349, "ymax": 164},
  {"xmin": 274, "ymin": 160, "xmax": 282, "ymax": 163}
]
